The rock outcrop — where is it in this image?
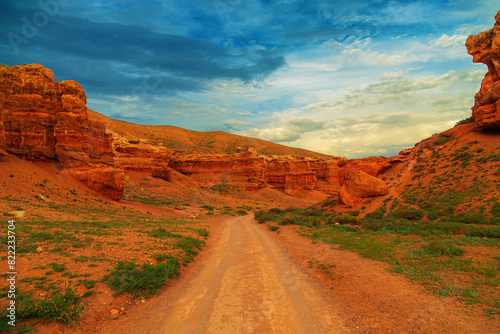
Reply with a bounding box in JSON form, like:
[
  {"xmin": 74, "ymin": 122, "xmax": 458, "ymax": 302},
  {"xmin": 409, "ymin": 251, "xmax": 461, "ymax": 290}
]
[
  {"xmin": 0, "ymin": 63, "xmax": 396, "ymax": 202},
  {"xmin": 0, "ymin": 108, "xmax": 6, "ymax": 156},
  {"xmin": 0, "ymin": 64, "xmax": 124, "ymax": 200},
  {"xmin": 466, "ymin": 10, "xmax": 500, "ymax": 129}
]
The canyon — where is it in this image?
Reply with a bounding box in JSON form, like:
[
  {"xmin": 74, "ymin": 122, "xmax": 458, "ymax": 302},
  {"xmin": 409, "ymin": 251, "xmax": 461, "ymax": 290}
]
[{"xmin": 0, "ymin": 63, "xmax": 395, "ymax": 205}]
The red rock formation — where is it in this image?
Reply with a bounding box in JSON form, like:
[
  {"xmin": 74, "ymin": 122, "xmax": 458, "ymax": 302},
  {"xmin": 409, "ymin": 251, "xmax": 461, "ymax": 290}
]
[
  {"xmin": 0, "ymin": 107, "xmax": 6, "ymax": 156},
  {"xmin": 339, "ymin": 169, "xmax": 389, "ymax": 206},
  {"xmin": 338, "ymin": 156, "xmax": 392, "ymax": 186},
  {"xmin": 466, "ymin": 10, "xmax": 500, "ymax": 129},
  {"xmin": 0, "ymin": 64, "xmax": 124, "ymax": 200},
  {"xmin": 112, "ymin": 135, "xmax": 172, "ymax": 172},
  {"xmin": 0, "ymin": 64, "xmax": 395, "ymax": 201}
]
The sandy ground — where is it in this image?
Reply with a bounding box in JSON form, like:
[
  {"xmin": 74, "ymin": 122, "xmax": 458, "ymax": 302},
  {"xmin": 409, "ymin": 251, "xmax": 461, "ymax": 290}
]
[
  {"xmin": 98, "ymin": 215, "xmax": 349, "ymax": 333},
  {"xmin": 94, "ymin": 214, "xmax": 499, "ymax": 334}
]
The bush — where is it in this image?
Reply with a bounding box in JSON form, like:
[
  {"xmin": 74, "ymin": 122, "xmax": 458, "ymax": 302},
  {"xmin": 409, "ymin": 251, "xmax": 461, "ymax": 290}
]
[
  {"xmin": 434, "ymin": 136, "xmax": 452, "ymax": 145},
  {"xmin": 423, "ymin": 241, "xmax": 465, "ymax": 256},
  {"xmin": 491, "ymin": 201, "xmax": 500, "ymax": 217},
  {"xmin": 279, "ymin": 214, "xmax": 301, "ymax": 225},
  {"xmin": 390, "ymin": 207, "xmax": 425, "ymax": 221},
  {"xmin": 361, "ymin": 219, "xmax": 388, "ymax": 231},
  {"xmin": 210, "ymin": 181, "xmax": 230, "ymax": 194},
  {"xmin": 254, "ymin": 210, "xmax": 275, "ymax": 224},
  {"xmin": 20, "ymin": 287, "xmax": 84, "ymax": 323},
  {"xmin": 365, "ymin": 205, "xmax": 387, "ymax": 219},
  {"xmin": 107, "ymin": 258, "xmax": 180, "ymax": 297},
  {"xmin": 333, "ymin": 213, "xmax": 361, "ymax": 225},
  {"xmin": 236, "ymin": 209, "xmax": 247, "ymax": 216},
  {"xmin": 268, "ymin": 225, "xmax": 280, "ymax": 232},
  {"xmin": 466, "ymin": 226, "xmax": 500, "ymax": 238},
  {"xmin": 455, "ymin": 116, "xmax": 474, "ymax": 127},
  {"xmin": 269, "ymin": 208, "xmax": 285, "ymax": 214}
]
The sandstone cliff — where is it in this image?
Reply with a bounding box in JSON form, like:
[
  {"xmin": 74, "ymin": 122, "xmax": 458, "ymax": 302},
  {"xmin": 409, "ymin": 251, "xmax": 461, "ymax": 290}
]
[
  {"xmin": 466, "ymin": 10, "xmax": 500, "ymax": 129},
  {"xmin": 0, "ymin": 63, "xmax": 392, "ymax": 203},
  {"xmin": 0, "ymin": 64, "xmax": 124, "ymax": 200}
]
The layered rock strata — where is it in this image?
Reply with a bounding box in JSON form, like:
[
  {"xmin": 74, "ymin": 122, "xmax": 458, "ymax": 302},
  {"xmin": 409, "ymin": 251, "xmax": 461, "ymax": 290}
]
[
  {"xmin": 466, "ymin": 10, "xmax": 500, "ymax": 129},
  {"xmin": 0, "ymin": 64, "xmax": 124, "ymax": 200}
]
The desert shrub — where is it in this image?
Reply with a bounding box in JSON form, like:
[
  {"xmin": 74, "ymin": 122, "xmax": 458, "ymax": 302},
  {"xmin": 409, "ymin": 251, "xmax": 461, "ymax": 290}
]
[
  {"xmin": 423, "ymin": 241, "xmax": 465, "ymax": 256},
  {"xmin": 361, "ymin": 219, "xmax": 387, "ymax": 231},
  {"xmin": 302, "ymin": 208, "xmax": 324, "ymax": 217},
  {"xmin": 434, "ymin": 136, "xmax": 452, "ymax": 145},
  {"xmin": 210, "ymin": 181, "xmax": 230, "ymax": 194},
  {"xmin": 466, "ymin": 226, "xmax": 500, "ymax": 238},
  {"xmin": 279, "ymin": 214, "xmax": 301, "ymax": 225},
  {"xmin": 451, "ymin": 213, "xmax": 489, "ymax": 225},
  {"xmin": 333, "ymin": 213, "xmax": 361, "ymax": 225},
  {"xmin": 269, "ymin": 208, "xmax": 285, "ymax": 214},
  {"xmin": 195, "ymin": 228, "xmax": 209, "ymax": 237},
  {"xmin": 236, "ymin": 209, "xmax": 247, "ymax": 216},
  {"xmin": 390, "ymin": 207, "xmax": 425, "ymax": 221},
  {"xmin": 285, "ymin": 207, "xmax": 299, "ymax": 212},
  {"xmin": 19, "ymin": 287, "xmax": 84, "ymax": 323},
  {"xmin": 454, "ymin": 116, "xmax": 474, "ymax": 127},
  {"xmin": 107, "ymin": 258, "xmax": 180, "ymax": 297},
  {"xmin": 268, "ymin": 225, "xmax": 280, "ymax": 232},
  {"xmin": 254, "ymin": 210, "xmax": 275, "ymax": 224},
  {"xmin": 365, "ymin": 205, "xmax": 387, "ymax": 219},
  {"xmin": 491, "ymin": 201, "xmax": 500, "ymax": 217}
]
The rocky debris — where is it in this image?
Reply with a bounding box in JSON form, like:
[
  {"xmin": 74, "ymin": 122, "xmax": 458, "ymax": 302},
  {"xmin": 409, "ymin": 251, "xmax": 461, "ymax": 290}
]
[
  {"xmin": 466, "ymin": 10, "xmax": 500, "ymax": 129},
  {"xmin": 110, "ymin": 309, "xmax": 119, "ymax": 319},
  {"xmin": 8, "ymin": 210, "xmax": 25, "ymax": 218},
  {"xmin": 0, "ymin": 64, "xmax": 125, "ymax": 199}
]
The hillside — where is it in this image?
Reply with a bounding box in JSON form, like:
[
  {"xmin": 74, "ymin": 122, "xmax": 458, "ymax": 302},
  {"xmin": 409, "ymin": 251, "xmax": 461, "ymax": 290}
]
[{"xmin": 87, "ymin": 109, "xmax": 330, "ymax": 158}]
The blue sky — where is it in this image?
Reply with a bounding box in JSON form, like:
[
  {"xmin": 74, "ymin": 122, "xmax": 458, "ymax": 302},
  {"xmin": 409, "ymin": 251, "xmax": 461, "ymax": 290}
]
[{"xmin": 1, "ymin": 0, "xmax": 498, "ymax": 158}]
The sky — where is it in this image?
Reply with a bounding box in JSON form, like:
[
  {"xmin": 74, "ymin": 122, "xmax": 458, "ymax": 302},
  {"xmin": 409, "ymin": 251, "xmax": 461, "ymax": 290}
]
[{"xmin": 0, "ymin": 0, "xmax": 498, "ymax": 158}]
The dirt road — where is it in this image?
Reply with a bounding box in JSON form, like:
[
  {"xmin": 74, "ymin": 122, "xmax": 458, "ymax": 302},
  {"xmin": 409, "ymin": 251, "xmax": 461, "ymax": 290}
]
[{"xmin": 101, "ymin": 215, "xmax": 349, "ymax": 333}]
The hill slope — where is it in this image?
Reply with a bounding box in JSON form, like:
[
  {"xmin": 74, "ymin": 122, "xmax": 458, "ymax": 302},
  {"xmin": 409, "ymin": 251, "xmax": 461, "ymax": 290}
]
[{"xmin": 87, "ymin": 109, "xmax": 330, "ymax": 158}]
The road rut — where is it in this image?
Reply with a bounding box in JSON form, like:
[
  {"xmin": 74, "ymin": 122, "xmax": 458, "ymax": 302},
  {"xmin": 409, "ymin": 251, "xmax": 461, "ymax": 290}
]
[{"xmin": 103, "ymin": 215, "xmax": 348, "ymax": 333}]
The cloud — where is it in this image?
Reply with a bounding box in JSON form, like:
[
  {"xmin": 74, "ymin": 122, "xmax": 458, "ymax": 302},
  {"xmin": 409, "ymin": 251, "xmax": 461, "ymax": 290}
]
[
  {"xmin": 224, "ymin": 119, "xmax": 250, "ymax": 125},
  {"xmin": 242, "ymin": 69, "xmax": 482, "ymax": 157},
  {"xmin": 0, "ymin": 1, "xmax": 286, "ymax": 98},
  {"xmin": 429, "ymin": 34, "xmax": 469, "ymax": 59}
]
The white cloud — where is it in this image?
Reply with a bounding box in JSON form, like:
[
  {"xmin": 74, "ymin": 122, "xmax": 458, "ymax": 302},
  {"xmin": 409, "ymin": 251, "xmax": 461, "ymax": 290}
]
[
  {"xmin": 224, "ymin": 119, "xmax": 250, "ymax": 125},
  {"xmin": 429, "ymin": 34, "xmax": 469, "ymax": 59},
  {"xmin": 241, "ymin": 69, "xmax": 481, "ymax": 158}
]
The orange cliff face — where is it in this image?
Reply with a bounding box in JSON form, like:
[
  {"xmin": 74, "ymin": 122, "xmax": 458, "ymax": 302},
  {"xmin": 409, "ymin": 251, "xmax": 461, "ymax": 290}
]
[
  {"xmin": 0, "ymin": 64, "xmax": 124, "ymax": 200},
  {"xmin": 0, "ymin": 63, "xmax": 395, "ymax": 202},
  {"xmin": 466, "ymin": 10, "xmax": 500, "ymax": 129}
]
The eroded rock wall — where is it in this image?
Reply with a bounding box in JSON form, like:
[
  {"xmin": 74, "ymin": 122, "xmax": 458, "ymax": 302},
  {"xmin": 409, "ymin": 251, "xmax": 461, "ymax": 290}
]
[
  {"xmin": 0, "ymin": 64, "xmax": 124, "ymax": 200},
  {"xmin": 466, "ymin": 10, "xmax": 500, "ymax": 129}
]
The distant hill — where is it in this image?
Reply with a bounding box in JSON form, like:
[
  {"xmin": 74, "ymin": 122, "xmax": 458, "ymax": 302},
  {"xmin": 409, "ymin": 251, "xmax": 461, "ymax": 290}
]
[{"xmin": 87, "ymin": 109, "xmax": 332, "ymax": 158}]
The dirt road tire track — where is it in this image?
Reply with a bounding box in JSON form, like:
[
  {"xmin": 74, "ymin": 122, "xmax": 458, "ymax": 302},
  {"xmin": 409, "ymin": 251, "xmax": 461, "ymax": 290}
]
[{"xmin": 100, "ymin": 215, "xmax": 349, "ymax": 333}]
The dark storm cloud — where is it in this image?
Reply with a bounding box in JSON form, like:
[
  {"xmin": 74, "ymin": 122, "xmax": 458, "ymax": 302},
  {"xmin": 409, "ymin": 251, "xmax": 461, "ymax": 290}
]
[{"xmin": 0, "ymin": 0, "xmax": 285, "ymax": 96}]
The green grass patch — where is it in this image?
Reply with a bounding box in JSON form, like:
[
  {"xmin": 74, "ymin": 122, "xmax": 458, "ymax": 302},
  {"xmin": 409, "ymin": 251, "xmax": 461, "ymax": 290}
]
[{"xmin": 106, "ymin": 258, "xmax": 180, "ymax": 297}]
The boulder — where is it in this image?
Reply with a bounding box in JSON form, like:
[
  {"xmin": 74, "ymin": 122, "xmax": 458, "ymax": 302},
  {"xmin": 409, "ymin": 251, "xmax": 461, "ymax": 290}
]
[{"xmin": 343, "ymin": 169, "xmax": 389, "ymax": 198}]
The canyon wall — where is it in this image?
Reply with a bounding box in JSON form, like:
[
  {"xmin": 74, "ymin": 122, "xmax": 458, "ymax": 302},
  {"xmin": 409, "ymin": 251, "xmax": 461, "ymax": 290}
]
[
  {"xmin": 0, "ymin": 64, "xmax": 124, "ymax": 200},
  {"xmin": 466, "ymin": 10, "xmax": 500, "ymax": 129},
  {"xmin": 0, "ymin": 64, "xmax": 391, "ymax": 202}
]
